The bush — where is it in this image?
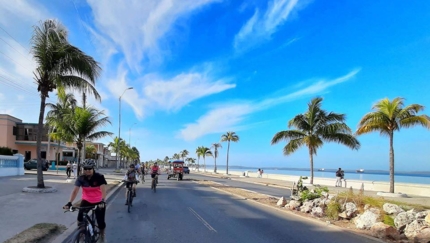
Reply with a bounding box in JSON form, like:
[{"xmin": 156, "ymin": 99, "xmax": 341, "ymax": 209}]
[
  {"xmin": 326, "ymin": 201, "xmax": 341, "ymax": 220},
  {"xmin": 299, "ymin": 186, "xmax": 329, "ymax": 201},
  {"xmin": 383, "ymin": 214, "xmax": 395, "ymax": 227},
  {"xmin": 0, "ymin": 146, "xmax": 13, "ymax": 155}
]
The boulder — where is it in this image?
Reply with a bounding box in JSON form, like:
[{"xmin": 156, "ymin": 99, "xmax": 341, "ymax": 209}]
[
  {"xmin": 395, "ymin": 211, "xmax": 417, "ymax": 230},
  {"xmin": 370, "ymin": 222, "xmax": 400, "ymax": 240},
  {"xmin": 426, "ymin": 214, "xmax": 430, "ymax": 225},
  {"xmin": 355, "ymin": 209, "xmax": 380, "ymax": 229},
  {"xmin": 287, "ymin": 200, "xmax": 302, "ymax": 210},
  {"xmin": 344, "ymin": 202, "xmax": 358, "ymax": 218},
  {"xmin": 338, "ymin": 211, "xmax": 349, "ymax": 219},
  {"xmin": 300, "ymin": 201, "xmax": 314, "ymax": 213},
  {"xmin": 404, "ymin": 220, "xmax": 428, "ymax": 240},
  {"xmin": 416, "ymin": 210, "xmax": 430, "ymax": 219},
  {"xmin": 383, "ymin": 203, "xmax": 405, "ymax": 215},
  {"xmin": 290, "ymin": 195, "xmax": 300, "ymax": 201},
  {"xmin": 364, "ymin": 204, "xmax": 371, "ymax": 211},
  {"xmin": 321, "ymin": 191, "xmax": 328, "ymax": 198},
  {"xmin": 311, "ymin": 207, "xmax": 324, "ymax": 217},
  {"xmin": 277, "ymin": 197, "xmax": 288, "ymax": 207},
  {"xmin": 413, "ymin": 227, "xmax": 430, "ymax": 242}
]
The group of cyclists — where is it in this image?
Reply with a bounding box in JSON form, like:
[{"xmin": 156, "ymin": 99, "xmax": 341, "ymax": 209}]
[{"xmin": 63, "ymin": 160, "xmax": 160, "ymax": 243}]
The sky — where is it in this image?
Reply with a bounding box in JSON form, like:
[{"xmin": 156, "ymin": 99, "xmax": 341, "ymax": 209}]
[{"xmin": 0, "ymin": 0, "xmax": 430, "ymax": 172}]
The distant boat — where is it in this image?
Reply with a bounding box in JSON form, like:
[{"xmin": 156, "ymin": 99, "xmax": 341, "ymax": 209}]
[
  {"xmin": 356, "ymin": 169, "xmax": 364, "ymax": 173},
  {"xmin": 318, "ymin": 168, "xmax": 325, "ymax": 171}
]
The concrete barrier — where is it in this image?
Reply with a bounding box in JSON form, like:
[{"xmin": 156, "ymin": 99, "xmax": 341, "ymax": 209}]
[{"xmin": 0, "ymin": 154, "xmax": 24, "ymax": 177}]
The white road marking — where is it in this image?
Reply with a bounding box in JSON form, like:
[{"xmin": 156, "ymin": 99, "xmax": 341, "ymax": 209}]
[{"xmin": 188, "ymin": 207, "xmax": 217, "ymax": 233}]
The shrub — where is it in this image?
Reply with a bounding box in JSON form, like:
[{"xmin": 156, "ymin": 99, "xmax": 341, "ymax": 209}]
[
  {"xmin": 383, "ymin": 214, "xmax": 395, "ymax": 227},
  {"xmin": 299, "ymin": 186, "xmax": 329, "ymax": 201},
  {"xmin": 0, "ymin": 146, "xmax": 13, "ymax": 155},
  {"xmin": 326, "ymin": 201, "xmax": 341, "ymax": 220}
]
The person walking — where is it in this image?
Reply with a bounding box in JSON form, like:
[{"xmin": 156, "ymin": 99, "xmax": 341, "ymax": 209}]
[
  {"xmin": 335, "ymin": 168, "xmax": 342, "ymax": 187},
  {"xmin": 73, "ymin": 162, "xmax": 77, "ymax": 179},
  {"xmin": 66, "ymin": 161, "xmax": 72, "ymax": 178}
]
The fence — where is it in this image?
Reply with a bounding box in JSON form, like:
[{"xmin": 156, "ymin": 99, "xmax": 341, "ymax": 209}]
[{"xmin": 0, "ymin": 154, "xmax": 24, "ymax": 177}]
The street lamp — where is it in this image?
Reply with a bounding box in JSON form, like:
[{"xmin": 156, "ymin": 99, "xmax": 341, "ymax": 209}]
[
  {"xmin": 129, "ymin": 122, "xmax": 137, "ymax": 146},
  {"xmin": 117, "ymin": 87, "xmax": 133, "ymax": 169}
]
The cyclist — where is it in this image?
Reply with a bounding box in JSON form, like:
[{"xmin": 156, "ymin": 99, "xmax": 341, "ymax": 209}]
[
  {"xmin": 64, "ymin": 160, "xmax": 107, "ymax": 243},
  {"xmin": 123, "ymin": 164, "xmax": 139, "ymax": 205},
  {"xmin": 150, "ymin": 162, "xmax": 160, "ymax": 183}
]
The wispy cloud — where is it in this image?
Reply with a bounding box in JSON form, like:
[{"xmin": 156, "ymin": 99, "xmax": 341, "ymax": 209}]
[
  {"xmin": 233, "ymin": 0, "xmax": 307, "ymax": 53},
  {"xmin": 87, "ymin": 0, "xmax": 220, "ymax": 72},
  {"xmin": 178, "ymin": 69, "xmax": 360, "ymax": 141}
]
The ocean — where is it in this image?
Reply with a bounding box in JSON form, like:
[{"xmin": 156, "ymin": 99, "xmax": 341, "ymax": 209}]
[{"xmin": 197, "ymin": 165, "xmax": 430, "ymax": 185}]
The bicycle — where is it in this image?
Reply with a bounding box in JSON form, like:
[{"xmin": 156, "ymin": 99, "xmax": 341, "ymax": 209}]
[
  {"xmin": 151, "ymin": 174, "xmax": 158, "ymax": 193},
  {"xmin": 123, "ymin": 181, "xmax": 138, "ymax": 213},
  {"xmin": 65, "ymin": 205, "xmax": 100, "ymax": 243},
  {"xmin": 139, "ymin": 173, "xmax": 145, "ymax": 183}
]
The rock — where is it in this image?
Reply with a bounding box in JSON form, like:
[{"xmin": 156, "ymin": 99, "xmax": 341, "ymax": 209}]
[
  {"xmin": 413, "ymin": 227, "xmax": 430, "ymax": 242},
  {"xmin": 355, "ymin": 209, "xmax": 380, "ymax": 229},
  {"xmin": 383, "ymin": 203, "xmax": 405, "ymax": 215},
  {"xmin": 339, "ymin": 211, "xmax": 349, "ymax": 219},
  {"xmin": 344, "ymin": 202, "xmax": 358, "ymax": 218},
  {"xmin": 288, "ymin": 200, "xmax": 302, "ymax": 210},
  {"xmin": 300, "ymin": 201, "xmax": 314, "ymax": 213},
  {"xmin": 364, "ymin": 204, "xmax": 371, "ymax": 211},
  {"xmin": 426, "ymin": 214, "xmax": 430, "ymax": 225},
  {"xmin": 321, "ymin": 191, "xmax": 328, "ymax": 198},
  {"xmin": 395, "ymin": 211, "xmax": 417, "ymax": 230},
  {"xmin": 277, "ymin": 197, "xmax": 288, "ymax": 207},
  {"xmin": 290, "ymin": 195, "xmax": 300, "ymax": 201},
  {"xmin": 370, "ymin": 222, "xmax": 400, "ymax": 240},
  {"xmin": 328, "ymin": 194, "xmax": 335, "ymax": 200},
  {"xmin": 404, "ymin": 220, "xmax": 427, "ymax": 240},
  {"xmin": 416, "ymin": 210, "xmax": 430, "ymax": 219},
  {"xmin": 313, "ymin": 198, "xmax": 321, "ymax": 206},
  {"xmin": 311, "ymin": 207, "xmax": 324, "ymax": 217}
]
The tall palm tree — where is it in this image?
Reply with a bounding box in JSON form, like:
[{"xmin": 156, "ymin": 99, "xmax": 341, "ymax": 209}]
[
  {"xmin": 221, "ymin": 131, "xmax": 239, "ymax": 175},
  {"xmin": 356, "ymin": 97, "xmax": 430, "ymax": 193},
  {"xmin": 211, "ymin": 143, "xmax": 222, "ymax": 173},
  {"xmin": 196, "ymin": 146, "xmax": 212, "ymax": 172},
  {"xmin": 108, "ymin": 137, "xmax": 123, "ymax": 169},
  {"xmin": 31, "ymin": 19, "xmax": 101, "ymax": 188},
  {"xmin": 186, "ymin": 157, "xmax": 196, "ymax": 168},
  {"xmin": 271, "ymin": 97, "xmax": 360, "ymax": 184},
  {"xmin": 66, "ymin": 106, "xmax": 112, "ymax": 175},
  {"xmin": 172, "ymin": 153, "xmax": 180, "ymax": 160},
  {"xmin": 180, "ymin": 149, "xmax": 189, "ymax": 161}
]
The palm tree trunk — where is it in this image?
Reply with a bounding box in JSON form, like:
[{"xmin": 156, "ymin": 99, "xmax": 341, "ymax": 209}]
[
  {"xmin": 309, "ymin": 148, "xmax": 314, "ymax": 184},
  {"xmin": 226, "ymin": 141, "xmax": 230, "ymax": 175},
  {"xmin": 197, "ymin": 158, "xmax": 200, "ymax": 172},
  {"xmin": 56, "ymin": 140, "xmax": 60, "ymax": 174},
  {"xmin": 203, "ymin": 157, "xmax": 206, "ymax": 172},
  {"xmin": 36, "ymin": 95, "xmax": 47, "ymax": 188},
  {"xmin": 389, "ymin": 132, "xmax": 395, "ymax": 193},
  {"xmin": 214, "ymin": 154, "xmax": 217, "ymax": 173}
]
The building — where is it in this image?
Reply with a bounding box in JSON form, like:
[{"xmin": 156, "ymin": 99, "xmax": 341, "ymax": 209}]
[{"xmin": 0, "ymin": 114, "xmax": 72, "ymax": 162}]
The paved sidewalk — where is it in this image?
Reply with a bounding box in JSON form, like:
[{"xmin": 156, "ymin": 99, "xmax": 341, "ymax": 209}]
[
  {"xmin": 192, "ymin": 171, "xmax": 430, "ymax": 208},
  {"xmin": 0, "ymin": 170, "xmax": 123, "ymax": 243}
]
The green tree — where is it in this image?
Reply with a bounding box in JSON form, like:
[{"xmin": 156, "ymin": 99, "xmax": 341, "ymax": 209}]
[
  {"xmin": 196, "ymin": 146, "xmax": 212, "ymax": 172},
  {"xmin": 180, "ymin": 149, "xmax": 189, "ymax": 161},
  {"xmin": 0, "ymin": 147, "xmax": 13, "ymax": 155},
  {"xmin": 31, "ymin": 19, "xmax": 101, "ymax": 188},
  {"xmin": 356, "ymin": 97, "xmax": 430, "ymax": 193},
  {"xmin": 221, "ymin": 131, "xmax": 239, "ymax": 175},
  {"xmin": 108, "ymin": 137, "xmax": 124, "ymax": 169},
  {"xmin": 271, "ymin": 97, "xmax": 360, "ymax": 184},
  {"xmin": 211, "ymin": 143, "xmax": 222, "ymax": 173},
  {"xmin": 186, "ymin": 157, "xmax": 196, "ymax": 168},
  {"xmin": 85, "ymin": 145, "xmax": 97, "ymax": 159},
  {"xmin": 172, "ymin": 153, "xmax": 180, "ymax": 160}
]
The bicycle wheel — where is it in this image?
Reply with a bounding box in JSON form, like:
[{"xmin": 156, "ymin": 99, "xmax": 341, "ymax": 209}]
[
  {"xmin": 72, "ymin": 228, "xmax": 89, "ymax": 243},
  {"xmin": 153, "ymin": 180, "xmax": 156, "ymax": 193},
  {"xmin": 127, "ymin": 190, "xmax": 132, "ymax": 213}
]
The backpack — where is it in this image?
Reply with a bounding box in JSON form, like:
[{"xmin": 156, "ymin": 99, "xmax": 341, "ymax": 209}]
[
  {"xmin": 127, "ymin": 170, "xmax": 136, "ymax": 181},
  {"xmin": 336, "ymin": 171, "xmax": 342, "ymax": 177}
]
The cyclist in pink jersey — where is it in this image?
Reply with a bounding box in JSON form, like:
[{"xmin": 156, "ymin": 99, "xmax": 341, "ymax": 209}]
[{"xmin": 64, "ymin": 160, "xmax": 107, "ymax": 243}]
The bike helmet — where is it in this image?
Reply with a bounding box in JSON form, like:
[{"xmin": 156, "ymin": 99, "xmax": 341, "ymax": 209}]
[
  {"xmin": 129, "ymin": 164, "xmax": 135, "ymax": 168},
  {"xmin": 81, "ymin": 160, "xmax": 96, "ymax": 168},
  {"xmin": 154, "ymin": 162, "xmax": 157, "ymax": 165}
]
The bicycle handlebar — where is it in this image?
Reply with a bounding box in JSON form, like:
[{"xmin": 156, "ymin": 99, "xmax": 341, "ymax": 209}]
[{"xmin": 64, "ymin": 205, "xmax": 98, "ymax": 213}]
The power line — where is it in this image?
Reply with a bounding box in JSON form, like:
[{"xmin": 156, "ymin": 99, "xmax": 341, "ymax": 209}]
[
  {"xmin": 0, "ymin": 36, "xmax": 32, "ymax": 62},
  {"xmin": 0, "ymin": 50, "xmax": 33, "ymax": 74},
  {"xmin": 0, "ymin": 25, "xmax": 31, "ymax": 54}
]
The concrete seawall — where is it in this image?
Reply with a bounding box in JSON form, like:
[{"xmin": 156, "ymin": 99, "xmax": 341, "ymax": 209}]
[{"xmin": 200, "ymin": 169, "xmax": 430, "ymax": 197}]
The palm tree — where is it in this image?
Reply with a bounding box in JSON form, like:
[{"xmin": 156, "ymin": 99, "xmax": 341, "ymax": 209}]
[
  {"xmin": 356, "ymin": 97, "xmax": 430, "ymax": 193},
  {"xmin": 172, "ymin": 153, "xmax": 180, "ymax": 160},
  {"xmin": 85, "ymin": 145, "xmax": 97, "ymax": 159},
  {"xmin": 271, "ymin": 97, "xmax": 360, "ymax": 184},
  {"xmin": 186, "ymin": 157, "xmax": 196, "ymax": 168},
  {"xmin": 31, "ymin": 19, "xmax": 101, "ymax": 188},
  {"xmin": 221, "ymin": 131, "xmax": 239, "ymax": 175},
  {"xmin": 211, "ymin": 143, "xmax": 222, "ymax": 173},
  {"xmin": 108, "ymin": 137, "xmax": 124, "ymax": 169},
  {"xmin": 180, "ymin": 149, "xmax": 189, "ymax": 161},
  {"xmin": 66, "ymin": 106, "xmax": 112, "ymax": 175},
  {"xmin": 196, "ymin": 146, "xmax": 212, "ymax": 172}
]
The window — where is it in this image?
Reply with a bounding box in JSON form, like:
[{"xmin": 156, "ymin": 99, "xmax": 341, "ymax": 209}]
[{"xmin": 13, "ymin": 126, "xmax": 17, "ymax": 135}]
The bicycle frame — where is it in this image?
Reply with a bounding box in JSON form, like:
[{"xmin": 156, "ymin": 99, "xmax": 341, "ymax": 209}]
[{"xmin": 66, "ymin": 206, "xmax": 99, "ymax": 242}]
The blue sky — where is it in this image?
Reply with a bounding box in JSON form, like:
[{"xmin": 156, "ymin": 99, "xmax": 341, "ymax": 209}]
[{"xmin": 1, "ymin": 0, "xmax": 430, "ymax": 171}]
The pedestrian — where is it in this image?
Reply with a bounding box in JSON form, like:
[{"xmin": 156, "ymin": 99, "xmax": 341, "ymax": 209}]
[
  {"xmin": 73, "ymin": 162, "xmax": 77, "ymax": 179},
  {"xmin": 335, "ymin": 168, "xmax": 342, "ymax": 187},
  {"xmin": 261, "ymin": 169, "xmax": 264, "ymax": 178},
  {"xmin": 257, "ymin": 169, "xmax": 261, "ymax": 178},
  {"xmin": 66, "ymin": 161, "xmax": 72, "ymax": 178}
]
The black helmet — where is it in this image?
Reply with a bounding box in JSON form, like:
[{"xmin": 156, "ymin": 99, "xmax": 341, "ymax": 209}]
[{"xmin": 130, "ymin": 164, "xmax": 135, "ymax": 168}]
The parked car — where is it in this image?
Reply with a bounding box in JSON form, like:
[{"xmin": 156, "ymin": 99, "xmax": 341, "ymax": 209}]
[
  {"xmin": 24, "ymin": 159, "xmax": 48, "ymax": 171},
  {"xmin": 183, "ymin": 166, "xmax": 190, "ymax": 174}
]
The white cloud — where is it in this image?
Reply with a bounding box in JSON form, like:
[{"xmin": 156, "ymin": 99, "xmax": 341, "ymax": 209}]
[
  {"xmin": 178, "ymin": 69, "xmax": 360, "ymax": 141},
  {"xmin": 86, "ymin": 0, "xmax": 220, "ymax": 72},
  {"xmin": 0, "ymin": 0, "xmax": 47, "ymax": 27},
  {"xmin": 234, "ymin": 0, "xmax": 306, "ymax": 53}
]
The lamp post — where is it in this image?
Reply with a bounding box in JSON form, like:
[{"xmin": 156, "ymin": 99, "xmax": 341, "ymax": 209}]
[
  {"xmin": 129, "ymin": 122, "xmax": 137, "ymax": 146},
  {"xmin": 117, "ymin": 87, "xmax": 133, "ymax": 169}
]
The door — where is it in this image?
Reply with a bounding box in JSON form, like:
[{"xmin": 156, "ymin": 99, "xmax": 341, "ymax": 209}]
[{"xmin": 25, "ymin": 151, "xmax": 31, "ymax": 161}]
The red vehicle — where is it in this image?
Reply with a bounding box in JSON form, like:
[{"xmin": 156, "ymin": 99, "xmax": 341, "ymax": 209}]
[{"xmin": 167, "ymin": 160, "xmax": 184, "ymax": 181}]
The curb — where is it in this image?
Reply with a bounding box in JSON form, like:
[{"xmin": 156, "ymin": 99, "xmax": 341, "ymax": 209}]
[
  {"xmin": 51, "ymin": 181, "xmax": 125, "ymax": 243},
  {"xmin": 198, "ymin": 178, "xmax": 385, "ymax": 243}
]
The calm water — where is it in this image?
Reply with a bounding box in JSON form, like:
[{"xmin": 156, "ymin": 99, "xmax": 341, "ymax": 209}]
[{"xmin": 199, "ymin": 165, "xmax": 430, "ymax": 185}]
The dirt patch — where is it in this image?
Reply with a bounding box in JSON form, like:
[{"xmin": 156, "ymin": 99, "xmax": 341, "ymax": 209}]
[{"xmin": 4, "ymin": 223, "xmax": 66, "ymax": 243}]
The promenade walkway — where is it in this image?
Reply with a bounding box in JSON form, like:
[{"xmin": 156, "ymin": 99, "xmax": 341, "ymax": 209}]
[{"xmin": 192, "ymin": 170, "xmax": 430, "ymax": 208}]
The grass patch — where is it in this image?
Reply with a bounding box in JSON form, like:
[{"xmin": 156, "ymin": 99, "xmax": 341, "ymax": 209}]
[
  {"xmin": 383, "ymin": 214, "xmax": 395, "ymax": 227},
  {"xmin": 326, "ymin": 201, "xmax": 341, "ymax": 220},
  {"xmin": 4, "ymin": 223, "xmax": 66, "ymax": 243}
]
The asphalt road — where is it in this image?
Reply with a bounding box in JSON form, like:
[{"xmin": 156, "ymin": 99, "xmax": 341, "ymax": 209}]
[{"xmin": 104, "ymin": 174, "xmax": 380, "ymax": 243}]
